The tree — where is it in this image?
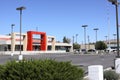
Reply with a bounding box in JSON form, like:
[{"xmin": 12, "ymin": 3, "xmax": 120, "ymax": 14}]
[
  {"xmin": 63, "ymin": 36, "xmax": 71, "ymax": 43},
  {"xmin": 95, "ymin": 41, "xmax": 107, "ymax": 50},
  {"xmin": 73, "ymin": 43, "xmax": 80, "ymax": 50}
]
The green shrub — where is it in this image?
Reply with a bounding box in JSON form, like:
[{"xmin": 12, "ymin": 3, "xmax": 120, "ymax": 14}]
[
  {"xmin": 0, "ymin": 59, "xmax": 84, "ymax": 80},
  {"xmin": 104, "ymin": 70, "xmax": 119, "ymax": 80}
]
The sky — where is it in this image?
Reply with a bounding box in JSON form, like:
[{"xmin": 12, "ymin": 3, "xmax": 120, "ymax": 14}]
[{"xmin": 0, "ymin": 0, "xmax": 119, "ymax": 44}]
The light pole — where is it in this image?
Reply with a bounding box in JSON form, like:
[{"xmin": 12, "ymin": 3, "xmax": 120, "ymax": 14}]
[
  {"xmin": 72, "ymin": 36, "xmax": 74, "ymax": 51},
  {"xmin": 105, "ymin": 36, "xmax": 108, "ymax": 45},
  {"xmin": 113, "ymin": 34, "xmax": 117, "ymax": 47},
  {"xmin": 108, "ymin": 0, "xmax": 120, "ymax": 57},
  {"xmin": 82, "ymin": 25, "xmax": 88, "ymax": 51},
  {"xmin": 11, "ymin": 24, "xmax": 15, "ymax": 56},
  {"xmin": 36, "ymin": 27, "xmax": 38, "ymax": 31},
  {"xmin": 88, "ymin": 35, "xmax": 90, "ymax": 50},
  {"xmin": 93, "ymin": 28, "xmax": 99, "ymax": 43},
  {"xmin": 16, "ymin": 6, "xmax": 26, "ymax": 60},
  {"xmin": 76, "ymin": 34, "xmax": 78, "ymax": 43},
  {"xmin": 73, "ymin": 36, "xmax": 74, "ymax": 44}
]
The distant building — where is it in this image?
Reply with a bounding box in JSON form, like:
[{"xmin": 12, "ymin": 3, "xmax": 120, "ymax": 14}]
[
  {"xmin": 0, "ymin": 31, "xmax": 73, "ymax": 52},
  {"xmin": 104, "ymin": 39, "xmax": 120, "ymax": 50},
  {"xmin": 80, "ymin": 44, "xmax": 95, "ymax": 50},
  {"xmin": 80, "ymin": 39, "xmax": 120, "ymax": 51}
]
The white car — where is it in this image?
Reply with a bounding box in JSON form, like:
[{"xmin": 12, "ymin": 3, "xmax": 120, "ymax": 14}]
[{"xmin": 106, "ymin": 47, "xmax": 116, "ymax": 52}]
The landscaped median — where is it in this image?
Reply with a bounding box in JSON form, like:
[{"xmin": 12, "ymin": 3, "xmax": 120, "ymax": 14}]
[{"xmin": 0, "ymin": 59, "xmax": 84, "ymax": 80}]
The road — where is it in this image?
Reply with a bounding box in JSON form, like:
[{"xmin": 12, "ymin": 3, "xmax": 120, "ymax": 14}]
[{"xmin": 0, "ymin": 52, "xmax": 116, "ymax": 72}]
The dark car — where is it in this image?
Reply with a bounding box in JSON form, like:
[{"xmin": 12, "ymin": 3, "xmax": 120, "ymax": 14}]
[{"xmin": 88, "ymin": 49, "xmax": 96, "ymax": 52}]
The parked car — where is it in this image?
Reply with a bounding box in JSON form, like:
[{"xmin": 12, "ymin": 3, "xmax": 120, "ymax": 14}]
[
  {"xmin": 88, "ymin": 49, "xmax": 96, "ymax": 52},
  {"xmin": 80, "ymin": 49, "xmax": 86, "ymax": 52},
  {"xmin": 106, "ymin": 47, "xmax": 116, "ymax": 52},
  {"xmin": 74, "ymin": 49, "xmax": 80, "ymax": 54}
]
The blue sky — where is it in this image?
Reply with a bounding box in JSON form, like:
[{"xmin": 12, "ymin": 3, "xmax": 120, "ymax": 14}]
[{"xmin": 0, "ymin": 0, "xmax": 119, "ymax": 43}]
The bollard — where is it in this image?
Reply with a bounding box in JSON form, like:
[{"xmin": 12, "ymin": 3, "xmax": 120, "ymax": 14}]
[
  {"xmin": 11, "ymin": 53, "xmax": 14, "ymax": 56},
  {"xmin": 18, "ymin": 54, "xmax": 23, "ymax": 60},
  {"xmin": 115, "ymin": 58, "xmax": 120, "ymax": 73},
  {"xmin": 88, "ymin": 65, "xmax": 103, "ymax": 80}
]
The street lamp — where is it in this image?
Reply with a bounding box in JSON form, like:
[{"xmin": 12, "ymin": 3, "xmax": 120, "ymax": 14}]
[
  {"xmin": 113, "ymin": 34, "xmax": 117, "ymax": 47},
  {"xmin": 82, "ymin": 25, "xmax": 88, "ymax": 51},
  {"xmin": 73, "ymin": 36, "xmax": 74, "ymax": 44},
  {"xmin": 76, "ymin": 34, "xmax": 78, "ymax": 43},
  {"xmin": 105, "ymin": 36, "xmax": 108, "ymax": 45},
  {"xmin": 108, "ymin": 0, "xmax": 120, "ymax": 57},
  {"xmin": 36, "ymin": 27, "xmax": 38, "ymax": 31},
  {"xmin": 88, "ymin": 35, "xmax": 90, "ymax": 50},
  {"xmin": 72, "ymin": 36, "xmax": 74, "ymax": 51},
  {"xmin": 16, "ymin": 6, "xmax": 26, "ymax": 60},
  {"xmin": 11, "ymin": 24, "xmax": 15, "ymax": 56},
  {"xmin": 93, "ymin": 28, "xmax": 99, "ymax": 43}
]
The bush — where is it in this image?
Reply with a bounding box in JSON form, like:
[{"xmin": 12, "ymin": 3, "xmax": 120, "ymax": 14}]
[
  {"xmin": 0, "ymin": 59, "xmax": 84, "ymax": 80},
  {"xmin": 104, "ymin": 70, "xmax": 119, "ymax": 80}
]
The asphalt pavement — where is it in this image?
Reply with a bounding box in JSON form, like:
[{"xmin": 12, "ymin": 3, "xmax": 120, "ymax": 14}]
[{"xmin": 0, "ymin": 52, "xmax": 116, "ymax": 73}]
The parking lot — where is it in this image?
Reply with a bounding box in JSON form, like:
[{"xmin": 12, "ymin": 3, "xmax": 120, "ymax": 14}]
[{"xmin": 0, "ymin": 52, "xmax": 116, "ymax": 73}]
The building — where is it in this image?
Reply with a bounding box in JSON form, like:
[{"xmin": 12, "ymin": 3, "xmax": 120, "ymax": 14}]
[
  {"xmin": 80, "ymin": 39, "xmax": 120, "ymax": 51},
  {"xmin": 104, "ymin": 39, "xmax": 118, "ymax": 48},
  {"xmin": 80, "ymin": 44, "xmax": 95, "ymax": 50},
  {"xmin": 0, "ymin": 31, "xmax": 73, "ymax": 52}
]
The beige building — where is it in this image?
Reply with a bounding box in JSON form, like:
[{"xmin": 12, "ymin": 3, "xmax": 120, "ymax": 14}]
[
  {"xmin": 80, "ymin": 44, "xmax": 95, "ymax": 50},
  {"xmin": 0, "ymin": 31, "xmax": 73, "ymax": 52}
]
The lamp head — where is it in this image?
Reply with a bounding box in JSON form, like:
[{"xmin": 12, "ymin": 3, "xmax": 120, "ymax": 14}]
[
  {"xmin": 16, "ymin": 6, "xmax": 26, "ymax": 10},
  {"xmin": 108, "ymin": 0, "xmax": 117, "ymax": 4},
  {"xmin": 108, "ymin": 0, "xmax": 117, "ymax": 2},
  {"xmin": 82, "ymin": 25, "xmax": 88, "ymax": 28},
  {"xmin": 11, "ymin": 24, "xmax": 15, "ymax": 27},
  {"xmin": 93, "ymin": 28, "xmax": 99, "ymax": 30}
]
